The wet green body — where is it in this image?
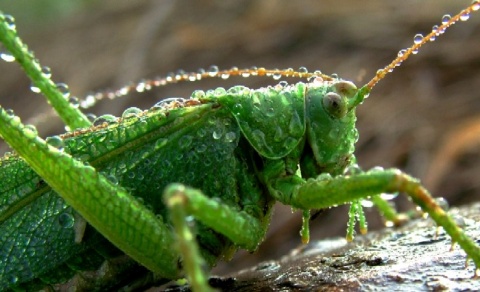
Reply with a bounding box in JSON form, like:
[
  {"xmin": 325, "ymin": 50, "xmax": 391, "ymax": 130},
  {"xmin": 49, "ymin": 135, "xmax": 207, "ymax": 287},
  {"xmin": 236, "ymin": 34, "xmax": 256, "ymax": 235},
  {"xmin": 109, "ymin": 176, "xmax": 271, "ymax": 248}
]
[{"xmin": 0, "ymin": 81, "xmax": 359, "ymax": 290}]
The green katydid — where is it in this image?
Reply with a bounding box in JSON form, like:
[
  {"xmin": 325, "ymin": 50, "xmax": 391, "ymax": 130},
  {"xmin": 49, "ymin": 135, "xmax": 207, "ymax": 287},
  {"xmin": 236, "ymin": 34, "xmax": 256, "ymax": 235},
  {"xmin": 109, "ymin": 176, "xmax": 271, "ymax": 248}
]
[{"xmin": 0, "ymin": 2, "xmax": 480, "ymax": 291}]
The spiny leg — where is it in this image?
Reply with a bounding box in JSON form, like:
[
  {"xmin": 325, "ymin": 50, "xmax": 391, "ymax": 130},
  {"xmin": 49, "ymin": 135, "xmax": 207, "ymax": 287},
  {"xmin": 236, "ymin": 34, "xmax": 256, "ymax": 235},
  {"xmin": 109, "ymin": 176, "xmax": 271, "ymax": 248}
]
[
  {"xmin": 271, "ymin": 168, "xmax": 480, "ymax": 272},
  {"xmin": 0, "ymin": 107, "xmax": 181, "ymax": 279},
  {"xmin": 164, "ymin": 183, "xmax": 268, "ymax": 291}
]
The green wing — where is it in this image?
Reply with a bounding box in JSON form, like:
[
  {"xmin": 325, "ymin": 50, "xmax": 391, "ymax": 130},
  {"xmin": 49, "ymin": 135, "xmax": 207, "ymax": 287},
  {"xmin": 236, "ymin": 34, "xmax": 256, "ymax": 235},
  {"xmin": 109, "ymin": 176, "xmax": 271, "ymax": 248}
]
[{"xmin": 218, "ymin": 83, "xmax": 306, "ymax": 159}]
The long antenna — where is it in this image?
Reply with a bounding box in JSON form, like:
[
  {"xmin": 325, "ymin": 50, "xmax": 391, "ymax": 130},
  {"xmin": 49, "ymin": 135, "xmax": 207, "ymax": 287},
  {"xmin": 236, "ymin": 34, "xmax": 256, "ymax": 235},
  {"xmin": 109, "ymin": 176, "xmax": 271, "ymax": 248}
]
[
  {"xmin": 79, "ymin": 67, "xmax": 333, "ymax": 109},
  {"xmin": 79, "ymin": 1, "xmax": 479, "ymax": 109},
  {"xmin": 366, "ymin": 1, "xmax": 479, "ymax": 90}
]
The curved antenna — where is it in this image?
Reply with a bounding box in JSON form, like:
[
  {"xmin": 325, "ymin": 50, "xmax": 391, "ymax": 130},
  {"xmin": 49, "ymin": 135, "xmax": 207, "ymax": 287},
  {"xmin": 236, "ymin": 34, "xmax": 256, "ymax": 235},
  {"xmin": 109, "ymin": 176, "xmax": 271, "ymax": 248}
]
[
  {"xmin": 366, "ymin": 1, "xmax": 479, "ymax": 90},
  {"xmin": 79, "ymin": 67, "xmax": 335, "ymax": 110}
]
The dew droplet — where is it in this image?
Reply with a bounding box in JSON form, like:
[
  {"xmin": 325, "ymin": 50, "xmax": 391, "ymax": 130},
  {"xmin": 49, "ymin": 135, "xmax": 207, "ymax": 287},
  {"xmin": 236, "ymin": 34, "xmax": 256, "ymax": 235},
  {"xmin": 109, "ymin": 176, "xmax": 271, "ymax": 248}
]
[
  {"xmin": 473, "ymin": 1, "xmax": 480, "ymax": 12},
  {"xmin": 81, "ymin": 94, "xmax": 96, "ymax": 108},
  {"xmin": 178, "ymin": 135, "xmax": 193, "ymax": 149},
  {"xmin": 441, "ymin": 14, "xmax": 451, "ymax": 25},
  {"xmin": 93, "ymin": 114, "xmax": 117, "ymax": 126},
  {"xmin": 283, "ymin": 68, "xmax": 294, "ymax": 77},
  {"xmin": 8, "ymin": 275, "xmax": 19, "ymax": 284},
  {"xmin": 224, "ymin": 132, "xmax": 236, "ymax": 142},
  {"xmin": 251, "ymin": 129, "xmax": 266, "ymax": 145},
  {"xmin": 154, "ymin": 97, "xmax": 185, "ymax": 108},
  {"xmin": 241, "ymin": 71, "xmax": 251, "ymax": 78},
  {"xmin": 272, "ymin": 69, "xmax": 282, "ymax": 80},
  {"xmin": 155, "ymin": 138, "xmax": 168, "ymax": 149},
  {"xmin": 0, "ymin": 50, "xmax": 15, "ymax": 62},
  {"xmin": 23, "ymin": 124, "xmax": 38, "ymax": 139},
  {"xmin": 175, "ymin": 70, "xmax": 185, "ymax": 81},
  {"xmin": 265, "ymin": 107, "xmax": 275, "ymax": 117},
  {"xmin": 380, "ymin": 193, "xmax": 398, "ymax": 201},
  {"xmin": 196, "ymin": 144, "xmax": 207, "ymax": 153},
  {"xmin": 460, "ymin": 11, "xmax": 470, "ymax": 21},
  {"xmin": 56, "ymin": 83, "xmax": 70, "ymax": 98},
  {"xmin": 41, "ymin": 66, "xmax": 51, "ymax": 78},
  {"xmin": 191, "ymin": 90, "xmax": 205, "ymax": 99},
  {"xmin": 213, "ymin": 130, "xmax": 223, "ymax": 140},
  {"xmin": 288, "ymin": 112, "xmax": 303, "ymax": 136},
  {"xmin": 69, "ymin": 96, "xmax": 79, "ymax": 108},
  {"xmin": 30, "ymin": 83, "xmax": 41, "ymax": 93},
  {"xmin": 122, "ymin": 107, "xmax": 143, "ymax": 118},
  {"xmin": 58, "ymin": 213, "xmax": 75, "ymax": 228},
  {"xmin": 344, "ymin": 164, "xmax": 362, "ymax": 175},
  {"xmin": 298, "ymin": 66, "xmax": 308, "ymax": 74},
  {"xmin": 397, "ymin": 49, "xmax": 407, "ymax": 57},
  {"xmin": 4, "ymin": 14, "xmax": 16, "ymax": 30},
  {"xmin": 196, "ymin": 128, "xmax": 207, "ymax": 138},
  {"xmin": 361, "ymin": 200, "xmax": 374, "ymax": 208},
  {"xmin": 273, "ymin": 126, "xmax": 284, "ymax": 142},
  {"xmin": 106, "ymin": 174, "xmax": 118, "ymax": 185},
  {"xmin": 6, "ymin": 108, "xmax": 15, "ymax": 117},
  {"xmin": 369, "ymin": 166, "xmax": 384, "ymax": 173},
  {"xmin": 214, "ymin": 87, "xmax": 227, "ymax": 96},
  {"xmin": 86, "ymin": 113, "xmax": 97, "ymax": 123},
  {"xmin": 136, "ymin": 80, "xmax": 146, "ymax": 92},
  {"xmin": 208, "ymin": 65, "xmax": 219, "ymax": 77},
  {"xmin": 413, "ymin": 34, "xmax": 423, "ymax": 45},
  {"xmin": 46, "ymin": 135, "xmax": 65, "ymax": 151},
  {"xmin": 435, "ymin": 197, "xmax": 450, "ymax": 211},
  {"xmin": 176, "ymin": 153, "xmax": 184, "ymax": 160}
]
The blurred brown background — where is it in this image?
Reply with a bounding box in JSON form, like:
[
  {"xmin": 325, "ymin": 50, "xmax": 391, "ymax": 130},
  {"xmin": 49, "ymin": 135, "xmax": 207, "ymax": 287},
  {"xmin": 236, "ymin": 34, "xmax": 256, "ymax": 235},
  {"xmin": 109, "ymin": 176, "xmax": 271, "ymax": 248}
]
[{"xmin": 1, "ymin": 0, "xmax": 479, "ymax": 277}]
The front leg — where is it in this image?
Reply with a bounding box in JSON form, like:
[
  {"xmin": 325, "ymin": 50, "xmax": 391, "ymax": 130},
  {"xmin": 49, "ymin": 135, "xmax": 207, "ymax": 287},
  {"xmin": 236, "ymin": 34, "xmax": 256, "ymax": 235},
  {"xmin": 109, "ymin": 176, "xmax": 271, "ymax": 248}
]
[
  {"xmin": 269, "ymin": 167, "xmax": 480, "ymax": 271},
  {"xmin": 164, "ymin": 183, "xmax": 269, "ymax": 291}
]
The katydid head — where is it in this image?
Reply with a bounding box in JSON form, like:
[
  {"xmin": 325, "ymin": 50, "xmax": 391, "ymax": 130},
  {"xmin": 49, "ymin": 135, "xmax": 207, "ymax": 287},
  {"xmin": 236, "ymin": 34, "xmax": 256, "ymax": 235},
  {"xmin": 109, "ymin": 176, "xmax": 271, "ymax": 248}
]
[
  {"xmin": 301, "ymin": 79, "xmax": 367, "ymax": 177},
  {"xmin": 299, "ymin": 0, "xmax": 479, "ymax": 178}
]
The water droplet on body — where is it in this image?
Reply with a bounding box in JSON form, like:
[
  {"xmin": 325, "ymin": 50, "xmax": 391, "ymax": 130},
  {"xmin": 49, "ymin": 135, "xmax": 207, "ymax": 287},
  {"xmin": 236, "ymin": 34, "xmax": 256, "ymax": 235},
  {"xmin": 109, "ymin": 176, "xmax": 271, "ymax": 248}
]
[
  {"xmin": 178, "ymin": 135, "xmax": 193, "ymax": 149},
  {"xmin": 4, "ymin": 14, "xmax": 16, "ymax": 30},
  {"xmin": 0, "ymin": 50, "xmax": 15, "ymax": 62},
  {"xmin": 93, "ymin": 114, "xmax": 117, "ymax": 126},
  {"xmin": 191, "ymin": 90, "xmax": 205, "ymax": 99},
  {"xmin": 69, "ymin": 96, "xmax": 79, "ymax": 108},
  {"xmin": 58, "ymin": 212, "xmax": 75, "ymax": 228},
  {"xmin": 46, "ymin": 135, "xmax": 65, "ymax": 151},
  {"xmin": 122, "ymin": 107, "xmax": 143, "ymax": 118},
  {"xmin": 41, "ymin": 66, "xmax": 51, "ymax": 78},
  {"xmin": 460, "ymin": 12, "xmax": 470, "ymax": 21},
  {"xmin": 56, "ymin": 83, "xmax": 70, "ymax": 98},
  {"xmin": 224, "ymin": 132, "xmax": 236, "ymax": 142},
  {"xmin": 213, "ymin": 130, "xmax": 223, "ymax": 140},
  {"xmin": 473, "ymin": 1, "xmax": 480, "ymax": 12},
  {"xmin": 413, "ymin": 34, "xmax": 423, "ymax": 44},
  {"xmin": 196, "ymin": 144, "xmax": 207, "ymax": 153},
  {"xmin": 208, "ymin": 65, "xmax": 219, "ymax": 77},
  {"xmin": 441, "ymin": 14, "xmax": 451, "ymax": 25},
  {"xmin": 8, "ymin": 275, "xmax": 19, "ymax": 285},
  {"xmin": 23, "ymin": 124, "xmax": 38, "ymax": 139},
  {"xmin": 30, "ymin": 83, "xmax": 41, "ymax": 93},
  {"xmin": 155, "ymin": 138, "xmax": 168, "ymax": 149}
]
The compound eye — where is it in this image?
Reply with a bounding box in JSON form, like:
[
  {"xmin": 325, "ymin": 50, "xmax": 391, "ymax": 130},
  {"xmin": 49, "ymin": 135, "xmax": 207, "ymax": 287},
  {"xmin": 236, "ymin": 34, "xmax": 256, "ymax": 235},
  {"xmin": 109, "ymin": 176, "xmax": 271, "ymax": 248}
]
[{"xmin": 322, "ymin": 92, "xmax": 347, "ymax": 118}]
